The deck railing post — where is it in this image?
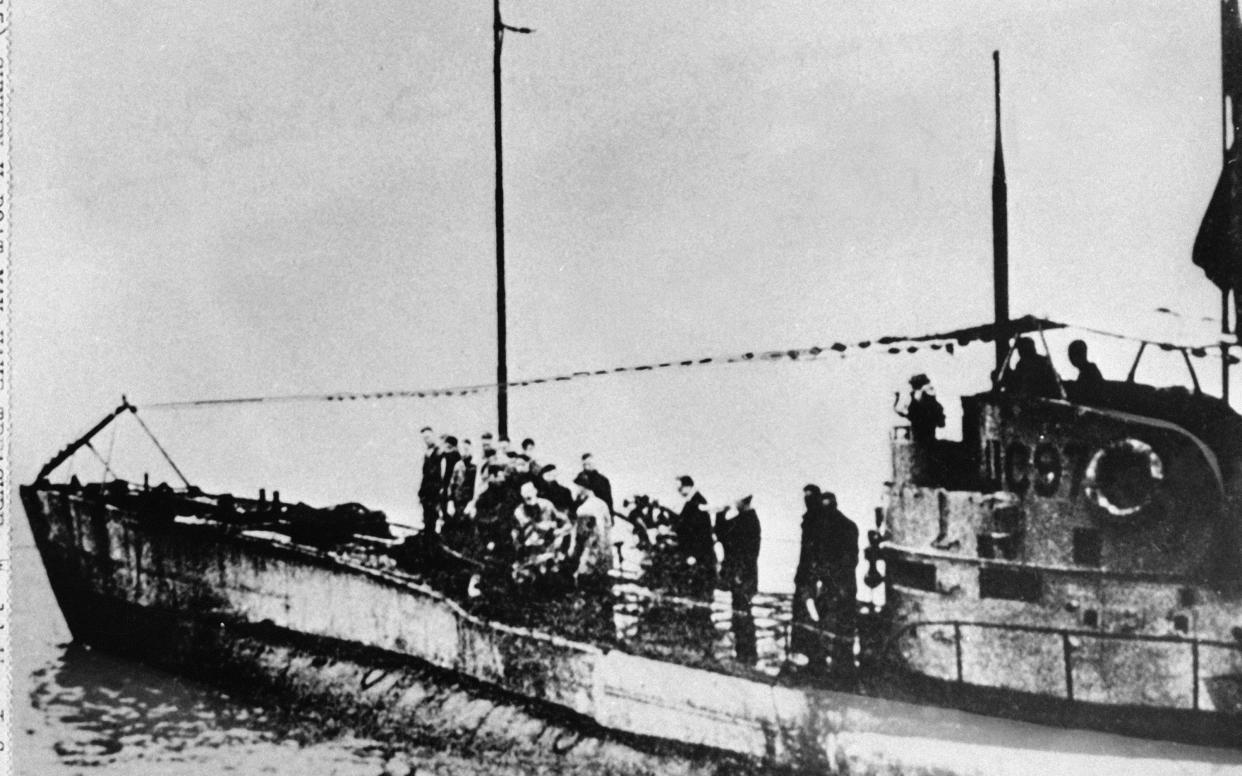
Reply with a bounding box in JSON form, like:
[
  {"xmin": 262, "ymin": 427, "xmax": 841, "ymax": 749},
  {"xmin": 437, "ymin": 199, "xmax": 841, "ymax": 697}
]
[
  {"xmin": 1062, "ymin": 632, "xmax": 1075, "ymax": 702},
  {"xmin": 1192, "ymin": 639, "xmax": 1201, "ymax": 711},
  {"xmin": 953, "ymin": 622, "xmax": 964, "ymax": 683}
]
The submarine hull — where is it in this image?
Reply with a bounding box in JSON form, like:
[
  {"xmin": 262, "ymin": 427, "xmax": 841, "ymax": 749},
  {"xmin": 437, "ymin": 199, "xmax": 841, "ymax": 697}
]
[{"xmin": 21, "ymin": 483, "xmax": 1242, "ymax": 775}]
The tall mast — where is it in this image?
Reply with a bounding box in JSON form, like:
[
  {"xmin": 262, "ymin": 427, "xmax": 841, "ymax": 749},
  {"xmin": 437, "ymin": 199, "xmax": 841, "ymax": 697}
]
[
  {"xmin": 1196, "ymin": 0, "xmax": 1242, "ymax": 401},
  {"xmin": 1224, "ymin": 286, "xmax": 1231, "ymax": 403},
  {"xmin": 492, "ymin": 2, "xmax": 531, "ymax": 438},
  {"xmin": 493, "ymin": 0, "xmax": 508, "ymax": 438},
  {"xmin": 992, "ymin": 51, "xmax": 1010, "ymax": 374},
  {"xmin": 1223, "ymin": 0, "xmax": 1241, "ymax": 402}
]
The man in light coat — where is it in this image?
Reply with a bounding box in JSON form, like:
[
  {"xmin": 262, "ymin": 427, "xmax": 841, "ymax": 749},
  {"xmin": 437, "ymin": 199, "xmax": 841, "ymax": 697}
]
[{"xmin": 572, "ymin": 471, "xmax": 614, "ymax": 582}]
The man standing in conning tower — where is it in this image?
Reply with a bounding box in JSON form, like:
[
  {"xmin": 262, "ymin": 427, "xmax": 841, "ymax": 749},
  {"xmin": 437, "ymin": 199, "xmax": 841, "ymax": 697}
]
[
  {"xmin": 895, "ymin": 373, "xmax": 945, "ymax": 484},
  {"xmin": 1001, "ymin": 337, "xmax": 1059, "ymax": 397},
  {"xmin": 1067, "ymin": 339, "xmax": 1104, "ymax": 388}
]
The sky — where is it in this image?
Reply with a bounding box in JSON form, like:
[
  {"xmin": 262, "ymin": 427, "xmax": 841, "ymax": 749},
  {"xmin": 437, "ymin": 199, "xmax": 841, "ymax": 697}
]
[{"xmin": 14, "ymin": 1, "xmax": 1236, "ymax": 589}]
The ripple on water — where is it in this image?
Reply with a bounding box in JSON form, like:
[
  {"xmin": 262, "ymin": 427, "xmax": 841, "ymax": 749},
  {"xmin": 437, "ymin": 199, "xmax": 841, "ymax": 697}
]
[{"xmin": 27, "ymin": 641, "xmax": 662, "ymax": 776}]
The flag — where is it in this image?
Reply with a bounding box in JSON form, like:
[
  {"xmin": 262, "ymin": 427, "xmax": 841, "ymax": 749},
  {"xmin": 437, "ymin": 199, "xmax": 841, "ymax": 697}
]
[
  {"xmin": 1194, "ymin": 154, "xmax": 1242, "ymax": 291},
  {"xmin": 1194, "ymin": 0, "xmax": 1242, "ymax": 292}
]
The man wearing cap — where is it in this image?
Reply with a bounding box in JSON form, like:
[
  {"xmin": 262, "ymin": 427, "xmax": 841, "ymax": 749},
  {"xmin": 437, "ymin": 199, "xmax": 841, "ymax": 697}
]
[
  {"xmin": 792, "ymin": 485, "xmax": 858, "ymax": 672},
  {"xmin": 537, "ymin": 463, "xmax": 574, "ymax": 513},
  {"xmin": 517, "ymin": 437, "xmax": 540, "ymax": 474},
  {"xmin": 716, "ymin": 495, "xmax": 761, "ymax": 663},
  {"xmin": 896, "ymin": 374, "xmax": 946, "ymax": 484},
  {"xmin": 792, "ymin": 484, "xmax": 829, "ymax": 665},
  {"xmin": 675, "ymin": 475, "xmax": 717, "ymax": 597},
  {"xmin": 578, "ymin": 453, "xmax": 615, "ymax": 515},
  {"xmin": 568, "ymin": 472, "xmax": 616, "ymax": 641},
  {"xmin": 898, "ymin": 374, "xmax": 945, "ymax": 448},
  {"xmin": 469, "ymin": 462, "xmax": 518, "ymax": 561},
  {"xmin": 572, "ymin": 471, "xmax": 614, "ymax": 581},
  {"xmin": 820, "ymin": 491, "xmax": 859, "ymax": 672}
]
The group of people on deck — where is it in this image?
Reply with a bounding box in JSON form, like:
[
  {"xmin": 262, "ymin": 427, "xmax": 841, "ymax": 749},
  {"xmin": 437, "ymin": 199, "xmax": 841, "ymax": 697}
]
[
  {"xmin": 416, "ymin": 427, "xmax": 616, "ymax": 590},
  {"xmin": 659, "ymin": 476, "xmax": 764, "ymax": 663},
  {"xmin": 897, "ymin": 337, "xmax": 1105, "ymax": 482},
  {"xmin": 897, "ymin": 337, "xmax": 1105, "ymax": 440},
  {"xmin": 659, "ymin": 477, "xmax": 858, "ymax": 671},
  {"xmin": 1000, "ymin": 337, "xmax": 1103, "ymax": 397},
  {"xmin": 414, "ymin": 433, "xmax": 866, "ymax": 673},
  {"xmin": 408, "ymin": 338, "xmax": 1107, "ymax": 675}
]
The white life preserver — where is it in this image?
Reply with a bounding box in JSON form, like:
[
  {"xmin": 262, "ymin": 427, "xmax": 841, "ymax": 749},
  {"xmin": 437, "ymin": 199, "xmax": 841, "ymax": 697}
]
[{"xmin": 1083, "ymin": 438, "xmax": 1164, "ymax": 517}]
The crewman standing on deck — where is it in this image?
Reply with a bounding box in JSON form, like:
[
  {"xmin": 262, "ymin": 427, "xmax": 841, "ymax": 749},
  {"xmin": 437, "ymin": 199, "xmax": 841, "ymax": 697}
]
[
  {"xmin": 674, "ymin": 475, "xmax": 717, "ymax": 597},
  {"xmin": 792, "ymin": 485, "xmax": 859, "ymax": 673},
  {"xmin": 417, "ymin": 426, "xmax": 444, "ymax": 538},
  {"xmin": 793, "ymin": 484, "xmax": 828, "ymax": 666},
  {"xmin": 511, "ymin": 481, "xmax": 567, "ymax": 583},
  {"xmin": 579, "ymin": 453, "xmax": 615, "ymax": 515},
  {"xmin": 569, "ymin": 472, "xmax": 616, "ymax": 642},
  {"xmin": 572, "ymin": 471, "xmax": 614, "ymax": 582},
  {"xmin": 438, "ymin": 436, "xmax": 461, "ymax": 520},
  {"xmin": 716, "ymin": 495, "xmax": 761, "ymax": 663},
  {"xmin": 820, "ymin": 491, "xmax": 859, "ymax": 672},
  {"xmin": 448, "ymin": 439, "xmax": 477, "ymax": 520},
  {"xmin": 538, "ymin": 464, "xmax": 574, "ymax": 514}
]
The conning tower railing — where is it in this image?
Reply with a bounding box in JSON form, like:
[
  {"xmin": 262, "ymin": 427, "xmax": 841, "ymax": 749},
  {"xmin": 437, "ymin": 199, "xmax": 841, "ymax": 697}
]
[{"xmin": 887, "ymin": 618, "xmax": 1242, "ymax": 710}]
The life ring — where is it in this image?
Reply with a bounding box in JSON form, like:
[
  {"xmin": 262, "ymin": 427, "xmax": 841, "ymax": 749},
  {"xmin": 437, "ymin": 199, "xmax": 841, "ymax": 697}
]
[{"xmin": 1083, "ymin": 439, "xmax": 1163, "ymax": 516}]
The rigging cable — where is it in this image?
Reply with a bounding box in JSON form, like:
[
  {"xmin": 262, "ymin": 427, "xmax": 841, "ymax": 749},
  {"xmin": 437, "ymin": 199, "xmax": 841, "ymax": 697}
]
[
  {"xmin": 130, "ymin": 410, "xmax": 192, "ymax": 489},
  {"xmin": 136, "ymin": 318, "xmax": 1235, "ymax": 412},
  {"xmin": 103, "ymin": 421, "xmax": 119, "ymax": 480},
  {"xmin": 83, "ymin": 441, "xmax": 119, "ymax": 482}
]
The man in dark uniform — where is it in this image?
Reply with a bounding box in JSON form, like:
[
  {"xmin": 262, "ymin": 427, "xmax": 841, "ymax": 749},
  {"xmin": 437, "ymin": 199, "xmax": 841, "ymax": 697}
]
[
  {"xmin": 518, "ymin": 437, "xmax": 540, "ymax": 474},
  {"xmin": 536, "ymin": 463, "xmax": 574, "ymax": 513},
  {"xmin": 417, "ymin": 426, "xmax": 444, "ymax": 538},
  {"xmin": 1002, "ymin": 337, "xmax": 1060, "ymax": 397},
  {"xmin": 792, "ymin": 484, "xmax": 828, "ymax": 666},
  {"xmin": 716, "ymin": 495, "xmax": 761, "ymax": 663},
  {"xmin": 579, "ymin": 453, "xmax": 615, "ymax": 515},
  {"xmin": 438, "ymin": 436, "xmax": 461, "ymax": 522},
  {"xmin": 896, "ymin": 374, "xmax": 946, "ymax": 484},
  {"xmin": 473, "ymin": 464, "xmax": 518, "ymax": 562},
  {"xmin": 792, "ymin": 485, "xmax": 859, "ymax": 673},
  {"xmin": 820, "ymin": 491, "xmax": 859, "ymax": 671},
  {"xmin": 900, "ymin": 374, "xmax": 945, "ymax": 447},
  {"xmin": 1068, "ymin": 339, "xmax": 1104, "ymax": 388},
  {"xmin": 675, "ymin": 475, "xmax": 717, "ymax": 597}
]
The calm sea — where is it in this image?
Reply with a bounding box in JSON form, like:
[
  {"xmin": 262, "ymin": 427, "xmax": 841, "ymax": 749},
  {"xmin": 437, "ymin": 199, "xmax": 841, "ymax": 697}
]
[
  {"xmin": 16, "ymin": 513, "xmax": 673, "ymax": 775},
  {"xmin": 15, "ymin": 513, "xmax": 397, "ymax": 775}
]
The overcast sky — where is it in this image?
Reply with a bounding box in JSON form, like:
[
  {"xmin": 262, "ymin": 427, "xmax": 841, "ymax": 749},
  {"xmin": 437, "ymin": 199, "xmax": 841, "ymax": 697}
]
[{"xmin": 15, "ymin": 1, "xmax": 1233, "ymax": 587}]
